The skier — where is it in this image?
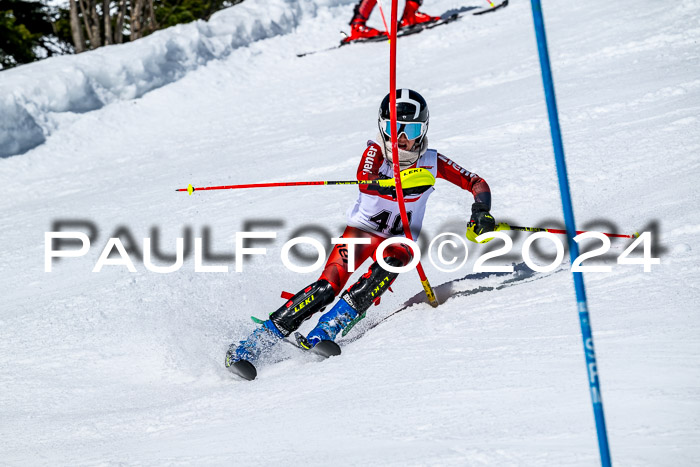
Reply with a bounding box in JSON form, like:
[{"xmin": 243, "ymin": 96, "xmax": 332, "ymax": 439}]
[
  {"xmin": 343, "ymin": 0, "xmax": 441, "ymax": 43},
  {"xmin": 226, "ymin": 89, "xmax": 495, "ymax": 377}
]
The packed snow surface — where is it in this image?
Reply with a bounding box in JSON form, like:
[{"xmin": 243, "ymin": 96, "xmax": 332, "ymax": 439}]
[{"xmin": 1, "ymin": 0, "xmax": 699, "ymax": 465}]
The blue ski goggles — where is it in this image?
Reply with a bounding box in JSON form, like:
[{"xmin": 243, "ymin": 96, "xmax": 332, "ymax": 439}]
[{"xmin": 380, "ymin": 119, "xmax": 426, "ymax": 140}]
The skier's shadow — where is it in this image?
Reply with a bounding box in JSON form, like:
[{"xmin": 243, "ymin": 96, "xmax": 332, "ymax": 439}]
[
  {"xmin": 343, "ymin": 263, "xmax": 542, "ymax": 344},
  {"xmin": 440, "ymin": 6, "xmax": 478, "ymax": 19},
  {"xmin": 404, "ymin": 262, "xmax": 535, "ymax": 308}
]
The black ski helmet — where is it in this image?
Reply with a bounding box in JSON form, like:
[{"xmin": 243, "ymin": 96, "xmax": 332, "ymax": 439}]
[{"xmin": 378, "ymin": 88, "xmax": 429, "ymax": 145}]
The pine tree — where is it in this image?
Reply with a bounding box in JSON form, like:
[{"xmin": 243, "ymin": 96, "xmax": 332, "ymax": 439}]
[{"xmin": 0, "ymin": 0, "xmax": 69, "ymax": 69}]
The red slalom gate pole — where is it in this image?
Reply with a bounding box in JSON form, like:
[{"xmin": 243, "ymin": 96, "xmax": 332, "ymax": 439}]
[{"xmin": 389, "ymin": 0, "xmax": 439, "ymax": 307}]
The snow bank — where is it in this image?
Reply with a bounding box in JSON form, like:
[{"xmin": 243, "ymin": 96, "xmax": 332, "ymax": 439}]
[{"xmin": 0, "ymin": 0, "xmax": 352, "ymax": 158}]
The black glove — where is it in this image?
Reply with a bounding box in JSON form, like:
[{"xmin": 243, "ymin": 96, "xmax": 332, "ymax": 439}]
[
  {"xmin": 372, "ymin": 175, "xmax": 397, "ymax": 197},
  {"xmin": 469, "ymin": 202, "xmax": 496, "ymax": 235}
]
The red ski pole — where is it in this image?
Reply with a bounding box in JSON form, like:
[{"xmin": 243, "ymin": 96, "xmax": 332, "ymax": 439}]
[
  {"xmin": 176, "ymin": 179, "xmax": 394, "ymax": 195},
  {"xmin": 503, "ymin": 223, "xmax": 639, "ymax": 239}
]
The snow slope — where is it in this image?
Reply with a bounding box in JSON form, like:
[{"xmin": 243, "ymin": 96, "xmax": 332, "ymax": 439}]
[{"xmin": 1, "ymin": 0, "xmax": 699, "ymax": 465}]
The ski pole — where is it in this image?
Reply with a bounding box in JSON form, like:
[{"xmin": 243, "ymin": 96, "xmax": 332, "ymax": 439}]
[
  {"xmin": 176, "ymin": 179, "xmax": 394, "ymax": 195},
  {"xmin": 376, "ymin": 0, "xmax": 390, "ymax": 38},
  {"xmin": 500, "ymin": 223, "xmax": 639, "ymax": 239}
]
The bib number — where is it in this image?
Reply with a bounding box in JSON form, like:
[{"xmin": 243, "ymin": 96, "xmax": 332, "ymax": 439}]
[{"xmin": 369, "ymin": 210, "xmax": 413, "ymax": 235}]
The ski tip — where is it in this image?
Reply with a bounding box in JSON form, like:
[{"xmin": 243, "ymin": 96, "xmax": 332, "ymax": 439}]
[
  {"xmin": 228, "ymin": 359, "xmax": 257, "ymax": 381},
  {"xmin": 187, "ymin": 184, "xmax": 194, "ymax": 195},
  {"xmin": 632, "ymin": 231, "xmax": 640, "ymax": 238},
  {"xmin": 312, "ymin": 340, "xmax": 342, "ymax": 358}
]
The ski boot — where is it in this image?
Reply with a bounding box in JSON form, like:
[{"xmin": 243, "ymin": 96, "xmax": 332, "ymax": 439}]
[
  {"xmin": 343, "ymin": 2, "xmax": 386, "ymax": 45},
  {"xmin": 299, "ymin": 256, "xmax": 404, "ymax": 351},
  {"xmin": 225, "ymin": 279, "xmax": 336, "ymax": 380},
  {"xmin": 399, "ymin": 0, "xmax": 440, "ymax": 28},
  {"xmin": 342, "ymin": 21, "xmax": 386, "ymax": 44},
  {"xmin": 296, "ymin": 300, "xmax": 364, "ymax": 350},
  {"xmin": 225, "ymin": 320, "xmax": 283, "ymax": 380}
]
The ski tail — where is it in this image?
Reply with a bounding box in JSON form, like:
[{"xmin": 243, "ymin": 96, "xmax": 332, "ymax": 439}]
[{"xmin": 474, "ymin": 0, "xmax": 508, "ymax": 16}]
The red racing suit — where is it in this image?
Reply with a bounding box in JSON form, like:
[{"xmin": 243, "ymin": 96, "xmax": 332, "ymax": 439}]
[{"xmin": 318, "ymin": 141, "xmax": 491, "ymax": 295}]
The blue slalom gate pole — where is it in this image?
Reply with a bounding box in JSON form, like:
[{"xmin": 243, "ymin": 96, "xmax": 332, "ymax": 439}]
[{"xmin": 529, "ymin": 1, "xmax": 612, "ymax": 465}]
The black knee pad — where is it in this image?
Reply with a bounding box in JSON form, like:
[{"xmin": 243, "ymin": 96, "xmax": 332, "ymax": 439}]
[
  {"xmin": 343, "ymin": 256, "xmax": 403, "ymax": 313},
  {"xmin": 270, "ymin": 279, "xmax": 336, "ymax": 336}
]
